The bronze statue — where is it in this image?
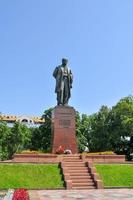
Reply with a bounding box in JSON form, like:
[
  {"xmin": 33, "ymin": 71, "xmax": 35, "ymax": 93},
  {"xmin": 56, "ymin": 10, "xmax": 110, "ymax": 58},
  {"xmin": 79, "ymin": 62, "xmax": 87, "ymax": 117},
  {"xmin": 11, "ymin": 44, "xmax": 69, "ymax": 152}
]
[{"xmin": 53, "ymin": 58, "xmax": 73, "ymax": 106}]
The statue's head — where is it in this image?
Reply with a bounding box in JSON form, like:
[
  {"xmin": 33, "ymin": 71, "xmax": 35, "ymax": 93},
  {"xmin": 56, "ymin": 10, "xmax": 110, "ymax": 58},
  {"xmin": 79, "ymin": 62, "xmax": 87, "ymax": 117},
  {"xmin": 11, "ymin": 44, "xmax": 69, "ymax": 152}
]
[{"xmin": 62, "ymin": 58, "xmax": 68, "ymax": 66}]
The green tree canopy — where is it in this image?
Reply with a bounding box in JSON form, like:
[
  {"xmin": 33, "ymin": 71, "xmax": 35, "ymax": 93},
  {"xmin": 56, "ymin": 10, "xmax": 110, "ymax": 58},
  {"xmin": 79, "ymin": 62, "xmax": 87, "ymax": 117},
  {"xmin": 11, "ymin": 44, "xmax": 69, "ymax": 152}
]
[{"xmin": 108, "ymin": 95, "xmax": 133, "ymax": 154}]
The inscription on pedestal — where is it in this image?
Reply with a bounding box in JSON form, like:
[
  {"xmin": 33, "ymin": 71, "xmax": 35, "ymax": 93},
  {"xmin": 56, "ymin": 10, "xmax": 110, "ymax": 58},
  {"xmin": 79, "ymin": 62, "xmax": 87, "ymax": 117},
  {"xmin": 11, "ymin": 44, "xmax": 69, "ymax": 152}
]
[{"xmin": 59, "ymin": 119, "xmax": 71, "ymax": 128}]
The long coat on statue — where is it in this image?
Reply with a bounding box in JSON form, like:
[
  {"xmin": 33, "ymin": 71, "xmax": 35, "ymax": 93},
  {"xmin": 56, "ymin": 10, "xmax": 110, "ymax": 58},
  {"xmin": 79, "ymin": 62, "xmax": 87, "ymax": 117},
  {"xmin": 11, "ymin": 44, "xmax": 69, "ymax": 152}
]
[{"xmin": 53, "ymin": 65, "xmax": 73, "ymax": 104}]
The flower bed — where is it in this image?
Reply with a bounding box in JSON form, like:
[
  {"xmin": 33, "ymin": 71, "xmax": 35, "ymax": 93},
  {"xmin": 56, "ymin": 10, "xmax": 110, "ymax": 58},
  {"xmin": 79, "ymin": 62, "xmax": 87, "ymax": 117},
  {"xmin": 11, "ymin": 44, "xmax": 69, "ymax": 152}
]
[
  {"xmin": 12, "ymin": 189, "xmax": 28, "ymax": 200},
  {"xmin": 82, "ymin": 151, "xmax": 115, "ymax": 155},
  {"xmin": 56, "ymin": 146, "xmax": 64, "ymax": 154},
  {"xmin": 19, "ymin": 150, "xmax": 41, "ymax": 154}
]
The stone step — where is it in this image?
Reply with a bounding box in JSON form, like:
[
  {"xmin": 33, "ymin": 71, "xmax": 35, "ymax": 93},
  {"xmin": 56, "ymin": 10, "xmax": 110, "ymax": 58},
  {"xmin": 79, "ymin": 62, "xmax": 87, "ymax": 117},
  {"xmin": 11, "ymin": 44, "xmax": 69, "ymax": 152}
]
[
  {"xmin": 69, "ymin": 172, "xmax": 90, "ymax": 176},
  {"xmin": 63, "ymin": 158, "xmax": 81, "ymax": 159},
  {"xmin": 66, "ymin": 165, "xmax": 88, "ymax": 166},
  {"xmin": 63, "ymin": 158, "xmax": 81, "ymax": 161},
  {"xmin": 72, "ymin": 182, "xmax": 95, "ymax": 187},
  {"xmin": 63, "ymin": 156, "xmax": 80, "ymax": 158},
  {"xmin": 68, "ymin": 169, "xmax": 89, "ymax": 173},
  {"xmin": 64, "ymin": 165, "xmax": 88, "ymax": 170},
  {"xmin": 63, "ymin": 158, "xmax": 80, "ymax": 159},
  {"xmin": 65, "ymin": 162, "xmax": 84, "ymax": 165},
  {"xmin": 63, "ymin": 159, "xmax": 82, "ymax": 163},
  {"xmin": 63, "ymin": 156, "xmax": 81, "ymax": 158},
  {"xmin": 72, "ymin": 186, "xmax": 95, "ymax": 189},
  {"xmin": 70, "ymin": 175, "xmax": 92, "ymax": 179},
  {"xmin": 63, "ymin": 155, "xmax": 80, "ymax": 157},
  {"xmin": 63, "ymin": 162, "xmax": 85, "ymax": 166},
  {"xmin": 64, "ymin": 165, "xmax": 86, "ymax": 168},
  {"xmin": 72, "ymin": 179, "xmax": 93, "ymax": 183}
]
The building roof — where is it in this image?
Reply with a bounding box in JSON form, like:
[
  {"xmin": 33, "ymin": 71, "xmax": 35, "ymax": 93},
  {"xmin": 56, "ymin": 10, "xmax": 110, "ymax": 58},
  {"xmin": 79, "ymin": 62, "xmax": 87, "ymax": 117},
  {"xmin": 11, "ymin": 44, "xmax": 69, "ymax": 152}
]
[{"xmin": 0, "ymin": 114, "xmax": 45, "ymax": 124}]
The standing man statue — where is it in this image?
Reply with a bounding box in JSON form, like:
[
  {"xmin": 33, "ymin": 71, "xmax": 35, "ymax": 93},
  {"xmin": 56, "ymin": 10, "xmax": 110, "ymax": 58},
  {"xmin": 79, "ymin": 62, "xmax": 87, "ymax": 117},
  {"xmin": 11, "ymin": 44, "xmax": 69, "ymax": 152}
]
[{"xmin": 53, "ymin": 58, "xmax": 73, "ymax": 106}]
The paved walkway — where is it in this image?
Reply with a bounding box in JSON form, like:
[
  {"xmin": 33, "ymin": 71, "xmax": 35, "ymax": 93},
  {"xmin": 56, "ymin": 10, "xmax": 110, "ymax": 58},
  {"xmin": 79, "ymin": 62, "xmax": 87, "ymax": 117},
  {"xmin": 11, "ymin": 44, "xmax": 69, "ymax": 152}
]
[{"xmin": 29, "ymin": 189, "xmax": 133, "ymax": 200}]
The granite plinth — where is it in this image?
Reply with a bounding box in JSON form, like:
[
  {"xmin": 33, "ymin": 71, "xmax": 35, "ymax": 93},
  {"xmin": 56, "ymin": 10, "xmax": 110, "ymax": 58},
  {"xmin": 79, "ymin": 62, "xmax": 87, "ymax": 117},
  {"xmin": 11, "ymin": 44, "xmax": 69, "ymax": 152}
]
[{"xmin": 51, "ymin": 106, "xmax": 78, "ymax": 154}]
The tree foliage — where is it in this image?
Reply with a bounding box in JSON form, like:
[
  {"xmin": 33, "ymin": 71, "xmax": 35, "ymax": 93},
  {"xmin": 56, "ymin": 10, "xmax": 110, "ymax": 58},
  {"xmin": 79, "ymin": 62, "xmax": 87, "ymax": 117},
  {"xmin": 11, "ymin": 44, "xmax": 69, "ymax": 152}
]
[
  {"xmin": 88, "ymin": 106, "xmax": 111, "ymax": 152},
  {"xmin": 29, "ymin": 107, "xmax": 53, "ymax": 152},
  {"xmin": 0, "ymin": 122, "xmax": 12, "ymax": 160},
  {"xmin": 76, "ymin": 112, "xmax": 89, "ymax": 152},
  {"xmin": 108, "ymin": 96, "xmax": 133, "ymax": 155},
  {"xmin": 76, "ymin": 96, "xmax": 133, "ymax": 159},
  {"xmin": 0, "ymin": 122, "xmax": 31, "ymax": 160}
]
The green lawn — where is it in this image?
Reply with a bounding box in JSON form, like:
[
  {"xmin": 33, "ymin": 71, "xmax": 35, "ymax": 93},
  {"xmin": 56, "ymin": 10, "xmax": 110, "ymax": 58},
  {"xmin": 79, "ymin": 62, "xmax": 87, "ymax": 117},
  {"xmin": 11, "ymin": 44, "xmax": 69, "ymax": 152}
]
[
  {"xmin": 95, "ymin": 164, "xmax": 133, "ymax": 187},
  {"xmin": 0, "ymin": 164, "xmax": 64, "ymax": 189}
]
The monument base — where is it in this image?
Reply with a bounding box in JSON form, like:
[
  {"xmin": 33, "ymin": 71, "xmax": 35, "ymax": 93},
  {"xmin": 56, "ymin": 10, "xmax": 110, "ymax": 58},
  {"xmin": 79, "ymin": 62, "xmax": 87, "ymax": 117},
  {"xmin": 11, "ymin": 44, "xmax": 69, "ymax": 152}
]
[
  {"xmin": 51, "ymin": 106, "xmax": 78, "ymax": 154},
  {"xmin": 11, "ymin": 153, "xmax": 125, "ymax": 163}
]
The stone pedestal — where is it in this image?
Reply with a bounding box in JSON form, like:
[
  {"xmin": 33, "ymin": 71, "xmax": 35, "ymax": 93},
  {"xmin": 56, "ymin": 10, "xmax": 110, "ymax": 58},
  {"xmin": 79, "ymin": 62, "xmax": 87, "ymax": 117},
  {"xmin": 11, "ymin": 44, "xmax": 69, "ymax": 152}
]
[{"xmin": 51, "ymin": 106, "xmax": 78, "ymax": 154}]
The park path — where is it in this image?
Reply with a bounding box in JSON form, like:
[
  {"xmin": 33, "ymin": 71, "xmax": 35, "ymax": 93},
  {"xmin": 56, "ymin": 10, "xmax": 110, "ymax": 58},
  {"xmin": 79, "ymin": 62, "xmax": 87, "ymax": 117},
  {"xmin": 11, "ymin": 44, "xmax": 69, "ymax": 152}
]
[{"xmin": 29, "ymin": 189, "xmax": 133, "ymax": 200}]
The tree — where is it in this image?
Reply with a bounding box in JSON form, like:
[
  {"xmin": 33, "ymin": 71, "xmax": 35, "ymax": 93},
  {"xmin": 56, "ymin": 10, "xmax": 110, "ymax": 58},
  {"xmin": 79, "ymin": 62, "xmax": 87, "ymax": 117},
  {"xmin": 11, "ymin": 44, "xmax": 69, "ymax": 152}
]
[
  {"xmin": 108, "ymin": 95, "xmax": 133, "ymax": 156},
  {"xmin": 76, "ymin": 112, "xmax": 89, "ymax": 152},
  {"xmin": 0, "ymin": 121, "xmax": 32, "ymax": 160},
  {"xmin": 30, "ymin": 108, "xmax": 53, "ymax": 152},
  {"xmin": 88, "ymin": 106, "xmax": 111, "ymax": 152},
  {"xmin": 7, "ymin": 122, "xmax": 31, "ymax": 158},
  {"xmin": 0, "ymin": 122, "xmax": 11, "ymax": 160}
]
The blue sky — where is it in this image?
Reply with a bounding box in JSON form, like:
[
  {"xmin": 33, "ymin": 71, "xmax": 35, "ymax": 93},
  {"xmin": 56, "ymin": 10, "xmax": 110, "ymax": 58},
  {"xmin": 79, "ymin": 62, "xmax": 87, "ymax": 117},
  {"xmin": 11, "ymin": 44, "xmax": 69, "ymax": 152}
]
[{"xmin": 0, "ymin": 0, "xmax": 133, "ymax": 116}]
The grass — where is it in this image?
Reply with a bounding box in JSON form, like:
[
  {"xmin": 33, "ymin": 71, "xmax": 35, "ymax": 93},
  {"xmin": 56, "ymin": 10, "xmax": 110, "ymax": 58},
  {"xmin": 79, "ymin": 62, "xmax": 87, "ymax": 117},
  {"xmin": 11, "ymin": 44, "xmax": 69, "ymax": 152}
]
[
  {"xmin": 0, "ymin": 164, "xmax": 64, "ymax": 189},
  {"xmin": 95, "ymin": 164, "xmax": 133, "ymax": 187}
]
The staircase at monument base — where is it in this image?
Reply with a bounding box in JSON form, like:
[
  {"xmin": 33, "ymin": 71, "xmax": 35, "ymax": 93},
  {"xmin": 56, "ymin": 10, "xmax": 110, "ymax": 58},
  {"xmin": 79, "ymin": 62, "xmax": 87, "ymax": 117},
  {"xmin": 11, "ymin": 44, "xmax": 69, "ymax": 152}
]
[{"xmin": 61, "ymin": 155, "xmax": 98, "ymax": 189}]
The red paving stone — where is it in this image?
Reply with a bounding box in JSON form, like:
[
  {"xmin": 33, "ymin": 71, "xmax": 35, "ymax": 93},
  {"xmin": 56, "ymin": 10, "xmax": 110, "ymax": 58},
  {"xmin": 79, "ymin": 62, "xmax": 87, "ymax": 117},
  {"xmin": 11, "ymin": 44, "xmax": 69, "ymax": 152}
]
[{"xmin": 28, "ymin": 189, "xmax": 133, "ymax": 200}]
